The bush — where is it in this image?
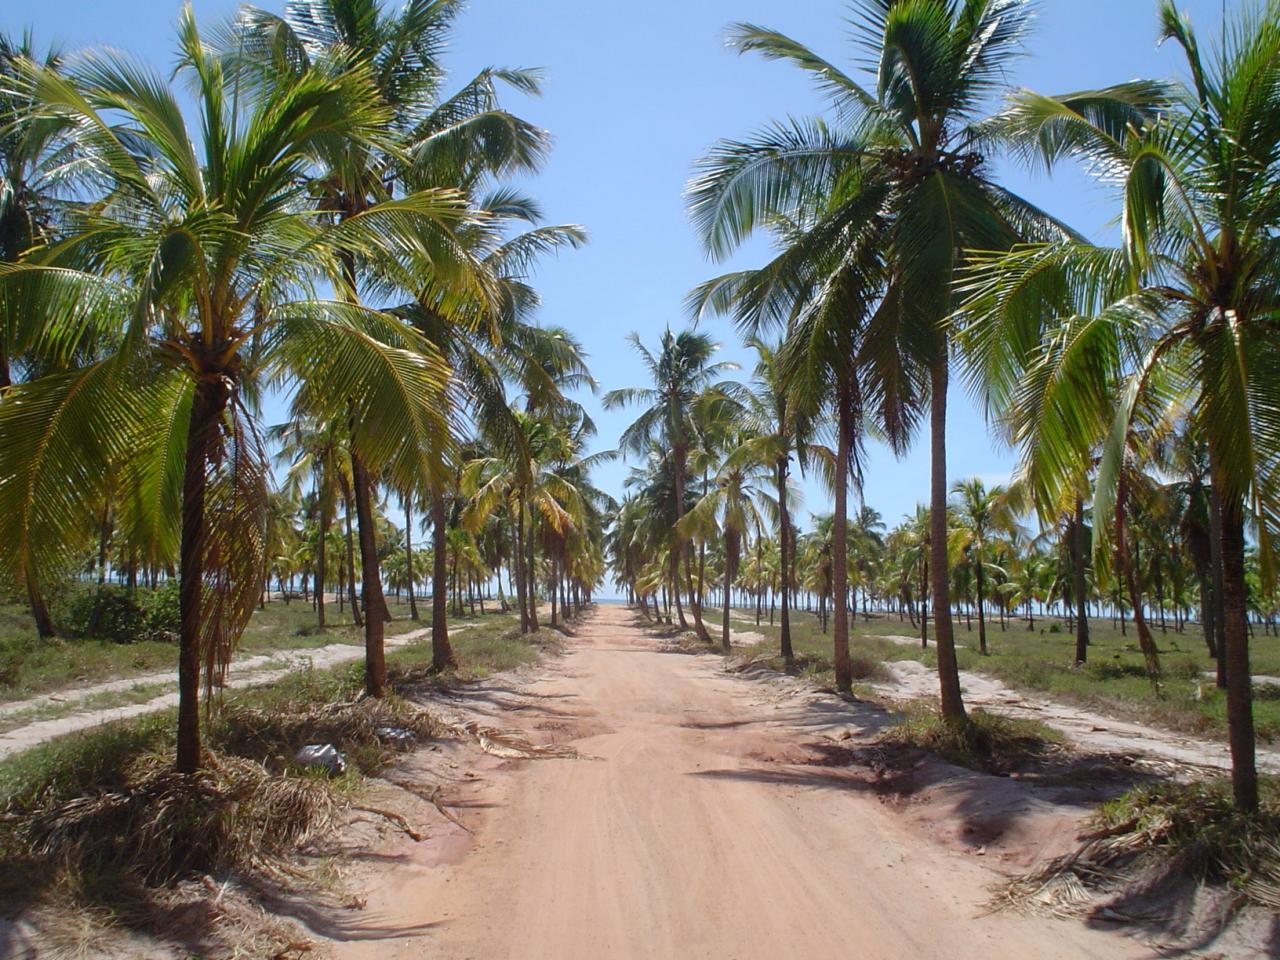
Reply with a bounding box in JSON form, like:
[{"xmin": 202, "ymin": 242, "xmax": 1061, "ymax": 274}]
[
  {"xmin": 1047, "ymin": 623, "xmax": 1062, "ymax": 634},
  {"xmin": 1087, "ymin": 659, "xmax": 1149, "ymax": 682},
  {"xmin": 58, "ymin": 582, "xmax": 179, "ymax": 644}
]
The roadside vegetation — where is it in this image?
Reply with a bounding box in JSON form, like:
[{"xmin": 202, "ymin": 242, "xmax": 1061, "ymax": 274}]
[
  {"xmin": 731, "ymin": 609, "xmax": 1280, "ymax": 744},
  {"xmin": 0, "ymin": 608, "xmax": 551, "ymax": 951}
]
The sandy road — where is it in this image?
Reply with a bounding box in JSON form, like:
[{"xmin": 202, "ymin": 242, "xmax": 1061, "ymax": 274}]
[{"xmin": 333, "ymin": 606, "xmax": 1145, "ymax": 960}]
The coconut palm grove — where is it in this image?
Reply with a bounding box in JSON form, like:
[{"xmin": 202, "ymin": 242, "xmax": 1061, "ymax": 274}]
[{"xmin": 3, "ymin": 0, "xmax": 1280, "ymax": 957}]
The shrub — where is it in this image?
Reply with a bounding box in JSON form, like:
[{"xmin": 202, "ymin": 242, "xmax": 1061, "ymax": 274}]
[{"xmin": 58, "ymin": 583, "xmax": 179, "ymax": 644}]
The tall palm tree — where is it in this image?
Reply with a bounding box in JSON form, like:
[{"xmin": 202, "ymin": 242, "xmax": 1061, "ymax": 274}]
[
  {"xmin": 960, "ymin": 0, "xmax": 1280, "ymax": 810},
  {"xmin": 0, "ymin": 31, "xmax": 91, "ymax": 637},
  {"xmin": 0, "ymin": 11, "xmax": 468, "ymax": 772},
  {"xmin": 604, "ymin": 329, "xmax": 737, "ymax": 643},
  {"xmin": 689, "ymin": 0, "xmax": 1070, "ymax": 722},
  {"xmin": 229, "ymin": 0, "xmax": 550, "ymax": 690}
]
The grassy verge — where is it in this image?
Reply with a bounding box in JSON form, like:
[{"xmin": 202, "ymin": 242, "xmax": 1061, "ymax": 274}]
[
  {"xmin": 0, "ymin": 599, "xmax": 432, "ymax": 705},
  {"xmin": 0, "ymin": 608, "xmax": 545, "ymax": 947},
  {"xmin": 731, "ymin": 608, "xmax": 1280, "ymax": 743},
  {"xmin": 878, "ymin": 703, "xmax": 1066, "ymax": 775}
]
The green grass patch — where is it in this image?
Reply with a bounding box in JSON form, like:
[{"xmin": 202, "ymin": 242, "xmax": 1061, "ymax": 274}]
[
  {"xmin": 879, "ymin": 704, "xmax": 1066, "ymax": 775},
  {"xmin": 0, "ymin": 598, "xmax": 427, "ymax": 705},
  {"xmin": 732, "ymin": 607, "xmax": 1280, "ymax": 743}
]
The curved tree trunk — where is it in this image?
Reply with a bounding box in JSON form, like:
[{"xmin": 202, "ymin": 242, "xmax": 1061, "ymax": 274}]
[
  {"xmin": 930, "ymin": 361, "xmax": 966, "ymax": 722},
  {"xmin": 352, "ymin": 453, "xmax": 388, "ymax": 697}
]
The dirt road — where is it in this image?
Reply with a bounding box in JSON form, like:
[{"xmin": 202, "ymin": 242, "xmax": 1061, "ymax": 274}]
[{"xmin": 333, "ymin": 606, "xmax": 1143, "ymax": 960}]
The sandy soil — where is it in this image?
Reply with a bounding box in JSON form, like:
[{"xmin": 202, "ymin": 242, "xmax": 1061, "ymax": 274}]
[{"xmin": 325, "ymin": 606, "xmax": 1146, "ymax": 960}]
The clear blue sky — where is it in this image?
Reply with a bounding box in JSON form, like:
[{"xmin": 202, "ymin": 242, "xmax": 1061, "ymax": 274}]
[{"xmin": 7, "ymin": 0, "xmax": 1235, "ymax": 534}]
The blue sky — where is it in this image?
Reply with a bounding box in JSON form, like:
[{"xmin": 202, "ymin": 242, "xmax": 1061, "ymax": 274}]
[{"xmin": 8, "ymin": 0, "xmax": 1234, "ymax": 534}]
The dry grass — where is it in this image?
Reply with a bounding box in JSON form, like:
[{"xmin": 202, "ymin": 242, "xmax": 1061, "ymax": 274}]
[
  {"xmin": 996, "ymin": 780, "xmax": 1280, "ymax": 916},
  {"xmin": 11, "ymin": 753, "xmax": 339, "ymax": 888}
]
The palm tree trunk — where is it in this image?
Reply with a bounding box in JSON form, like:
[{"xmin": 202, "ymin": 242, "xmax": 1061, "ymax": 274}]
[
  {"xmin": 1073, "ymin": 496, "xmax": 1090, "ymax": 665},
  {"xmin": 352, "ymin": 453, "xmax": 388, "ymax": 698},
  {"xmin": 316, "ymin": 494, "xmax": 328, "ymax": 628},
  {"xmin": 975, "ymin": 558, "xmax": 988, "ymax": 655},
  {"xmin": 1210, "ymin": 484, "xmax": 1228, "ymax": 689},
  {"xmin": 1217, "ymin": 483, "xmax": 1259, "ymax": 813},
  {"xmin": 526, "ymin": 507, "xmax": 540, "ymax": 631},
  {"xmin": 673, "ymin": 553, "xmax": 689, "ymax": 630},
  {"xmin": 510, "ymin": 508, "xmax": 529, "ymax": 632},
  {"xmin": 721, "ymin": 531, "xmax": 738, "ymax": 654},
  {"xmin": 778, "ymin": 458, "xmax": 793, "ymax": 666},
  {"xmin": 930, "ymin": 361, "xmax": 965, "ymax": 722},
  {"xmin": 919, "ymin": 556, "xmax": 928, "ymax": 648},
  {"xmin": 1115, "ymin": 479, "xmax": 1161, "ymax": 684},
  {"xmin": 25, "ymin": 572, "xmax": 56, "ymax": 639},
  {"xmin": 832, "ymin": 377, "xmax": 852, "ymax": 693},
  {"xmin": 405, "ymin": 495, "xmax": 419, "ymax": 621},
  {"xmin": 674, "ymin": 445, "xmax": 709, "ymax": 641},
  {"xmin": 430, "ymin": 487, "xmax": 457, "ymax": 669},
  {"xmin": 176, "ymin": 377, "xmax": 230, "ymax": 774},
  {"xmin": 340, "ymin": 477, "xmax": 362, "ymax": 628}
]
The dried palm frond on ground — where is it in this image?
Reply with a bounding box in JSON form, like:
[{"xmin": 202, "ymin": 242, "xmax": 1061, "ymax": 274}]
[
  {"xmin": 12, "ymin": 753, "xmax": 338, "ymax": 890},
  {"xmin": 445, "ymin": 719, "xmax": 596, "ymax": 760},
  {"xmin": 994, "ymin": 780, "xmax": 1280, "ymax": 916},
  {"xmin": 216, "ymin": 694, "xmax": 445, "ymax": 771}
]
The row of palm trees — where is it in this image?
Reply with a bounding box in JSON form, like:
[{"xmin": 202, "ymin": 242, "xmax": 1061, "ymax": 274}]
[
  {"xmin": 0, "ymin": 2, "xmax": 609, "ymax": 773},
  {"xmin": 611, "ymin": 0, "xmax": 1280, "ymax": 814},
  {"xmin": 615, "ymin": 396, "xmax": 1277, "ymax": 650}
]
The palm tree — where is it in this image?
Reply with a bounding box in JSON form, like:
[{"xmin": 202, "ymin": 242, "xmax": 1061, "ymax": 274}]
[
  {"xmin": 0, "ymin": 31, "xmax": 91, "ymax": 637},
  {"xmin": 689, "ymin": 0, "xmax": 1071, "ymax": 722},
  {"xmin": 681, "ymin": 426, "xmax": 769, "ymax": 652},
  {"xmin": 0, "ymin": 12, "xmax": 467, "ymax": 772},
  {"xmin": 734, "ymin": 338, "xmax": 818, "ymax": 664},
  {"xmin": 960, "ymin": 1, "xmax": 1280, "ymax": 810},
  {"xmin": 950, "ymin": 478, "xmax": 1015, "ymax": 655},
  {"xmin": 230, "ymin": 0, "xmax": 551, "ymax": 689},
  {"xmin": 604, "ymin": 329, "xmax": 737, "ymax": 643}
]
